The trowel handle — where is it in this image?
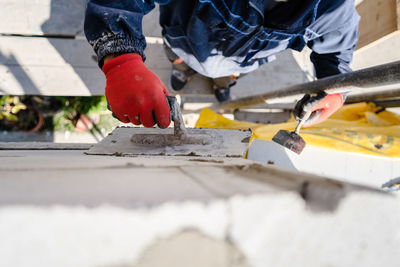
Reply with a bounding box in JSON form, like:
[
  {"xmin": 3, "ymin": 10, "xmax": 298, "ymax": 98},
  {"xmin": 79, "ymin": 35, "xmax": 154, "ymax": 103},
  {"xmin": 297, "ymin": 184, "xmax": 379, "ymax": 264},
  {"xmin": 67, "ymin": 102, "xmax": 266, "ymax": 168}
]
[
  {"xmin": 166, "ymin": 96, "xmax": 178, "ymax": 121},
  {"xmin": 294, "ymin": 107, "xmax": 313, "ymax": 134},
  {"xmin": 166, "ymin": 96, "xmax": 187, "ymax": 136}
]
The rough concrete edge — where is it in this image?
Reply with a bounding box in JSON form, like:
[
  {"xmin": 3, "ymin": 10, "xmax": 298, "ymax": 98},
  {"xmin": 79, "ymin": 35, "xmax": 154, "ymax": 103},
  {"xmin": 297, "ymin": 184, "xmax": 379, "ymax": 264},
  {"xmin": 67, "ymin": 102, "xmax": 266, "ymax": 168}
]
[{"xmin": 0, "ymin": 142, "xmax": 93, "ymax": 150}]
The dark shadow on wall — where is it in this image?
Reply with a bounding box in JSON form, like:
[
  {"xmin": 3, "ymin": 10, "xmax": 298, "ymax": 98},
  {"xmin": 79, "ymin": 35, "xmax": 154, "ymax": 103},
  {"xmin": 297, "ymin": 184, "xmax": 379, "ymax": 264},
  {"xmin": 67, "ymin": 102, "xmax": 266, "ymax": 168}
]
[
  {"xmin": 0, "ymin": 51, "xmax": 41, "ymax": 96},
  {"xmin": 41, "ymin": 0, "xmax": 105, "ymax": 96},
  {"xmin": 41, "ymin": 0, "xmax": 85, "ymax": 37}
]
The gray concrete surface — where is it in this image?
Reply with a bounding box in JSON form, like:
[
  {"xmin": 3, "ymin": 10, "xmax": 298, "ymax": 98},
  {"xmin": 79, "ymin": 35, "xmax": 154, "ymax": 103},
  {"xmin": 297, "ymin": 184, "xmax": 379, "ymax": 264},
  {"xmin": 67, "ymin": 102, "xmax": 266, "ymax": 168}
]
[
  {"xmin": 1, "ymin": 1, "xmax": 400, "ymax": 265},
  {"xmin": 0, "ymin": 149, "xmax": 399, "ymax": 267}
]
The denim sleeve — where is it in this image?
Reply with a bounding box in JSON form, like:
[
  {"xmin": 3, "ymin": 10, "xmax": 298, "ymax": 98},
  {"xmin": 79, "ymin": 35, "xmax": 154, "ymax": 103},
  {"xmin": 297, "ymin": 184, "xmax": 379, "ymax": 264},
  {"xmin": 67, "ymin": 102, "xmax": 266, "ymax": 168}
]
[
  {"xmin": 307, "ymin": 0, "xmax": 360, "ymax": 79},
  {"xmin": 84, "ymin": 0, "xmax": 157, "ymax": 66}
]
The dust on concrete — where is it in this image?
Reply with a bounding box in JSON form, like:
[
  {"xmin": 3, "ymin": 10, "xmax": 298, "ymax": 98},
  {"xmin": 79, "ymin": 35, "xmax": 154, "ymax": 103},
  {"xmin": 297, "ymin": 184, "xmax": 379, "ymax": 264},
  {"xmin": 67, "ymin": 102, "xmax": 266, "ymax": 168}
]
[
  {"xmin": 225, "ymin": 154, "xmax": 243, "ymax": 158},
  {"xmin": 241, "ymin": 136, "xmax": 251, "ymax": 143},
  {"xmin": 176, "ymin": 151, "xmax": 202, "ymax": 157},
  {"xmin": 188, "ymin": 158, "xmax": 224, "ymax": 164}
]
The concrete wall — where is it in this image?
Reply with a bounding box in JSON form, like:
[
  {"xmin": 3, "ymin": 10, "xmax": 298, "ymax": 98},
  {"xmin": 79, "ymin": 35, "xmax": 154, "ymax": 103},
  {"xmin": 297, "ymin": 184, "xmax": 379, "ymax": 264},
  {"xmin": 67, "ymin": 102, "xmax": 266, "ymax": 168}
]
[{"xmin": 0, "ymin": 150, "xmax": 399, "ymax": 267}]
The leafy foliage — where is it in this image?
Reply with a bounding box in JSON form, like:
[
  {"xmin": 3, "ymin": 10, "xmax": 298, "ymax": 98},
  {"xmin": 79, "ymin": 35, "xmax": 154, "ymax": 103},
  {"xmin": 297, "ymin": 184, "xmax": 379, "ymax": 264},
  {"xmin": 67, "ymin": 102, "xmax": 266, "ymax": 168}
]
[
  {"xmin": 1, "ymin": 95, "xmax": 115, "ymax": 133},
  {"xmin": 0, "ymin": 96, "xmax": 27, "ymax": 121}
]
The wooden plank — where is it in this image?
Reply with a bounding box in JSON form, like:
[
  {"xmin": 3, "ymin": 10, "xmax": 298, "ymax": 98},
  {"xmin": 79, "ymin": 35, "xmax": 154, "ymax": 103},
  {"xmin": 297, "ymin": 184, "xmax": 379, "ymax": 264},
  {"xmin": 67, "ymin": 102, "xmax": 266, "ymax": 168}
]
[
  {"xmin": 0, "ymin": 36, "xmax": 169, "ymax": 69},
  {"xmin": 0, "ymin": 65, "xmax": 102, "ymax": 96},
  {"xmin": 0, "ymin": 36, "xmax": 104, "ymax": 95},
  {"xmin": 0, "ymin": 0, "xmax": 85, "ymax": 36},
  {"xmin": 0, "ymin": 36, "xmax": 170, "ymax": 96},
  {"xmin": 0, "ymin": 0, "xmax": 162, "ymax": 37},
  {"xmin": 0, "ymin": 36, "xmax": 98, "ymax": 67},
  {"xmin": 397, "ymin": 0, "xmax": 400, "ymax": 29},
  {"xmin": 352, "ymin": 31, "xmax": 400, "ymax": 70},
  {"xmin": 0, "ymin": 36, "xmax": 311, "ymax": 97},
  {"xmin": 356, "ymin": 0, "xmax": 398, "ymax": 49}
]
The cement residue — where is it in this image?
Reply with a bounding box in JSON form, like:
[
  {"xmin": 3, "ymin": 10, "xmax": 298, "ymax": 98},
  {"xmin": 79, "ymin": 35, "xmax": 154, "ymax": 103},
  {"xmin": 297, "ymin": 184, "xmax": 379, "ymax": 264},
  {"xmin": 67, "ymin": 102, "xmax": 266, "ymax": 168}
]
[
  {"xmin": 223, "ymin": 163, "xmax": 385, "ymax": 212},
  {"xmin": 188, "ymin": 159, "xmax": 224, "ymax": 164},
  {"xmin": 131, "ymin": 133, "xmax": 211, "ymax": 146}
]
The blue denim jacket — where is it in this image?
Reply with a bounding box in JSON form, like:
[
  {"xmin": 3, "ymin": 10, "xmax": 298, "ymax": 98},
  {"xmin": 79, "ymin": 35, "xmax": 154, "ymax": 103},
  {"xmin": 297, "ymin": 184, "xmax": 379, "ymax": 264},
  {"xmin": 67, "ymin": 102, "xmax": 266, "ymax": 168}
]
[{"xmin": 85, "ymin": 0, "xmax": 359, "ymax": 79}]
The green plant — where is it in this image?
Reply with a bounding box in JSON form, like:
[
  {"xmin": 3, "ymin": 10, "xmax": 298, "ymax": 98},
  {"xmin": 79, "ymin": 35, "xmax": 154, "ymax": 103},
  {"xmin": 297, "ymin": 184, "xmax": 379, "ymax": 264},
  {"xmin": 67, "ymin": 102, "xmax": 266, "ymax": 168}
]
[
  {"xmin": 55, "ymin": 96, "xmax": 106, "ymax": 116},
  {"xmin": 0, "ymin": 96, "xmax": 27, "ymax": 121},
  {"xmin": 53, "ymin": 96, "xmax": 110, "ymax": 131}
]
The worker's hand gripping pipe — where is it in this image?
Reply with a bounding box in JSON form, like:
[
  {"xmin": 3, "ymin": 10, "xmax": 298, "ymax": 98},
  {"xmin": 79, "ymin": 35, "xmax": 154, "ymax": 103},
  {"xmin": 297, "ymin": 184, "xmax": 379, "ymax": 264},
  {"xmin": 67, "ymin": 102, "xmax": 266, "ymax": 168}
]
[{"xmin": 208, "ymin": 61, "xmax": 400, "ymax": 112}]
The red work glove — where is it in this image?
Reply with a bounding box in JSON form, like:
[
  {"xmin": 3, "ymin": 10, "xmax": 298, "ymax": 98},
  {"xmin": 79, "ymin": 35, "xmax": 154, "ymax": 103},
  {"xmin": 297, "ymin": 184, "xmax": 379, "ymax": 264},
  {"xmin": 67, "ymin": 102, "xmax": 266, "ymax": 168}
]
[
  {"xmin": 293, "ymin": 92, "xmax": 345, "ymax": 127},
  {"xmin": 102, "ymin": 53, "xmax": 171, "ymax": 128}
]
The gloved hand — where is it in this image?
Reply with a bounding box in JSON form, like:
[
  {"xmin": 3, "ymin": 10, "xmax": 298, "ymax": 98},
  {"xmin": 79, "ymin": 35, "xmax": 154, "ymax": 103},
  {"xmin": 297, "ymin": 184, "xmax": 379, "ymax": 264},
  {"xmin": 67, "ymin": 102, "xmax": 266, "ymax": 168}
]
[
  {"xmin": 102, "ymin": 53, "xmax": 171, "ymax": 128},
  {"xmin": 293, "ymin": 91, "xmax": 345, "ymax": 127}
]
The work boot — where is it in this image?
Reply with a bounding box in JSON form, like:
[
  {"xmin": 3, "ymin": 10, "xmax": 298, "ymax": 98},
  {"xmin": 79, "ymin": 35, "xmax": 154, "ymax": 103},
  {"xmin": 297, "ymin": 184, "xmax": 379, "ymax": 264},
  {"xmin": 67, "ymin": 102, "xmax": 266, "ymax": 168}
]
[
  {"xmin": 212, "ymin": 74, "xmax": 238, "ymax": 102},
  {"xmin": 163, "ymin": 42, "xmax": 196, "ymax": 91},
  {"xmin": 170, "ymin": 59, "xmax": 197, "ymax": 91}
]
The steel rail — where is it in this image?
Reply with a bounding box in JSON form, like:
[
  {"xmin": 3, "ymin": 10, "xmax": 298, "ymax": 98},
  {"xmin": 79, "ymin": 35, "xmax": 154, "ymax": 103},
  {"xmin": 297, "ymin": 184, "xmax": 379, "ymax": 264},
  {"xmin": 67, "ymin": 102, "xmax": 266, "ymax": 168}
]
[{"xmin": 208, "ymin": 61, "xmax": 400, "ymax": 111}]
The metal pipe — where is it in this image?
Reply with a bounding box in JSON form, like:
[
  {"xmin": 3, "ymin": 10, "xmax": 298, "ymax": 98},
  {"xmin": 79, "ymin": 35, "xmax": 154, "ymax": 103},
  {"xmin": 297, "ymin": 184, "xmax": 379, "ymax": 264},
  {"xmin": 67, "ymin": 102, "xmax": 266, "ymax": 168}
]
[
  {"xmin": 208, "ymin": 61, "xmax": 400, "ymax": 111},
  {"xmin": 372, "ymin": 98, "xmax": 400, "ymax": 108},
  {"xmin": 233, "ymin": 89, "xmax": 400, "ymax": 111},
  {"xmin": 234, "ymin": 96, "xmax": 400, "ymax": 111},
  {"xmin": 346, "ymin": 88, "xmax": 400, "ymax": 103}
]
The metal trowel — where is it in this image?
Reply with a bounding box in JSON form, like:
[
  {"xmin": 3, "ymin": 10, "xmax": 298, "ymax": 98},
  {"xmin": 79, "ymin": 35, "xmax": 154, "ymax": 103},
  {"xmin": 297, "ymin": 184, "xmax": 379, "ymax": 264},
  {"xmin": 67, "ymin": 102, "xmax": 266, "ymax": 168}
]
[
  {"xmin": 86, "ymin": 126, "xmax": 250, "ymax": 157},
  {"xmin": 131, "ymin": 96, "xmax": 211, "ymax": 146},
  {"xmin": 272, "ymin": 107, "xmax": 312, "ymax": 155},
  {"xmin": 86, "ymin": 95, "xmax": 252, "ymax": 157}
]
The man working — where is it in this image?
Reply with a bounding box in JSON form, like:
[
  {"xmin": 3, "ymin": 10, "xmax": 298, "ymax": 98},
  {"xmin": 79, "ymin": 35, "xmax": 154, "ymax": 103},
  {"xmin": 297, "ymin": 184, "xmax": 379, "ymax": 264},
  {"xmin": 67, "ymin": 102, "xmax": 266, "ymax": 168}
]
[{"xmin": 84, "ymin": 0, "xmax": 359, "ymax": 128}]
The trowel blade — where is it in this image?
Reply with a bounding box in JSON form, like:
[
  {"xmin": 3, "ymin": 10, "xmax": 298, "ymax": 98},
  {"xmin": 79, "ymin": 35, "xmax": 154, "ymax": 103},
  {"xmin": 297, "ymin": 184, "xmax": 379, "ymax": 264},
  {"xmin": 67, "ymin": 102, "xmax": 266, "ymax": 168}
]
[
  {"xmin": 272, "ymin": 129, "xmax": 306, "ymax": 155},
  {"xmin": 86, "ymin": 127, "xmax": 251, "ymax": 157}
]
